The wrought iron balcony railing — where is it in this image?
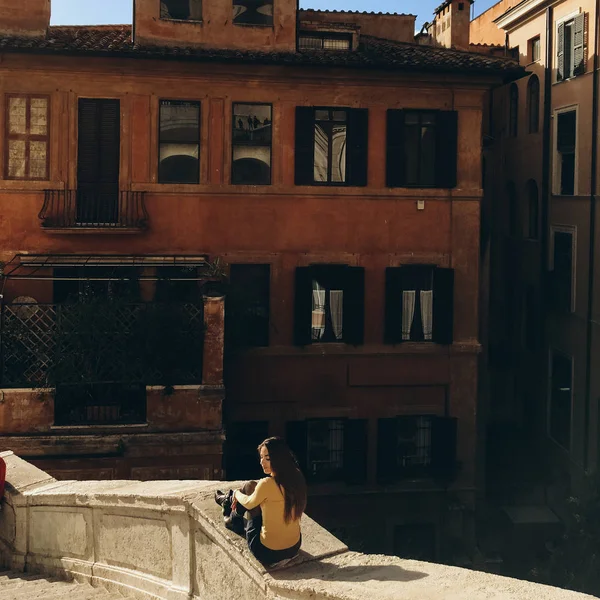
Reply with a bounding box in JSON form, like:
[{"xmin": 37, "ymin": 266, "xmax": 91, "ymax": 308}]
[{"xmin": 39, "ymin": 189, "xmax": 148, "ymax": 230}]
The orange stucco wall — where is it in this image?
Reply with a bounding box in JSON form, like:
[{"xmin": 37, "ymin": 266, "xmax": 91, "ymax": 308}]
[
  {"xmin": 0, "ymin": 0, "xmax": 49, "ymax": 37},
  {"xmin": 133, "ymin": 0, "xmax": 297, "ymax": 50},
  {"xmin": 470, "ymin": 0, "xmax": 515, "ymax": 46},
  {"xmin": 0, "ymin": 50, "xmax": 490, "ymax": 491},
  {"xmin": 298, "ymin": 10, "xmax": 416, "ymax": 44}
]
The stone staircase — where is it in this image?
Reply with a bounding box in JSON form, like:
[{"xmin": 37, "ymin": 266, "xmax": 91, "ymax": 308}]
[{"xmin": 0, "ymin": 571, "xmax": 133, "ymax": 600}]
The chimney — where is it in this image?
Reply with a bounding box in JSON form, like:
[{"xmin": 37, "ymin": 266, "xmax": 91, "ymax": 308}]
[
  {"xmin": 0, "ymin": 0, "xmax": 50, "ymax": 38},
  {"xmin": 431, "ymin": 0, "xmax": 472, "ymax": 50}
]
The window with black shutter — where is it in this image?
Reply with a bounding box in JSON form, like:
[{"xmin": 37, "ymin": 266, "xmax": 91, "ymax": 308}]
[
  {"xmin": 377, "ymin": 415, "xmax": 457, "ymax": 483},
  {"xmin": 550, "ymin": 228, "xmax": 575, "ymax": 312},
  {"xmin": 294, "ymin": 265, "xmax": 364, "ymax": 345},
  {"xmin": 385, "ymin": 266, "xmax": 454, "ymax": 344},
  {"xmin": 556, "ymin": 110, "xmax": 576, "ymax": 195},
  {"xmin": 227, "ymin": 264, "xmax": 270, "ymax": 348},
  {"xmin": 294, "ymin": 107, "xmax": 368, "ymax": 186},
  {"xmin": 225, "ymin": 420, "xmax": 269, "ymax": 480},
  {"xmin": 557, "ymin": 13, "xmax": 586, "ymax": 81},
  {"xmin": 286, "ymin": 419, "xmax": 367, "ymax": 484},
  {"xmin": 77, "ymin": 99, "xmax": 120, "ymax": 224},
  {"xmin": 386, "ymin": 109, "xmax": 457, "ymax": 188}
]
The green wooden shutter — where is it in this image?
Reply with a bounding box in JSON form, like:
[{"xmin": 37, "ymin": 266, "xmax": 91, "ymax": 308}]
[
  {"xmin": 286, "ymin": 420, "xmax": 308, "ymax": 474},
  {"xmin": 343, "ymin": 266, "xmax": 365, "ymax": 345},
  {"xmin": 295, "ymin": 107, "xmax": 315, "ymax": 185},
  {"xmin": 347, "ymin": 109, "xmax": 368, "ymax": 187},
  {"xmin": 573, "ymin": 13, "xmax": 586, "ymax": 75},
  {"xmin": 344, "ymin": 419, "xmax": 368, "ymax": 484},
  {"xmin": 384, "ymin": 267, "xmax": 404, "ymax": 344},
  {"xmin": 377, "ymin": 418, "xmax": 398, "ymax": 483},
  {"xmin": 432, "ymin": 268, "xmax": 455, "ymax": 344},
  {"xmin": 557, "ymin": 22, "xmax": 565, "ymax": 81},
  {"xmin": 435, "ymin": 111, "xmax": 458, "ymax": 188},
  {"xmin": 386, "ymin": 109, "xmax": 405, "ymax": 187},
  {"xmin": 294, "ymin": 267, "xmax": 313, "ymax": 345}
]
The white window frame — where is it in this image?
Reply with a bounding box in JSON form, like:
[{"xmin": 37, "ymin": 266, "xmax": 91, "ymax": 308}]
[
  {"xmin": 549, "ymin": 224, "xmax": 577, "ymax": 313},
  {"xmin": 547, "ymin": 348, "xmax": 574, "ymax": 453},
  {"xmin": 553, "ymin": 105, "xmax": 578, "ymax": 196},
  {"xmin": 554, "ymin": 9, "xmax": 582, "ymax": 82}
]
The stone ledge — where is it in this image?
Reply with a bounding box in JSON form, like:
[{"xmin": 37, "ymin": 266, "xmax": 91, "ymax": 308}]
[{"xmin": 0, "ymin": 452, "xmax": 597, "ymax": 600}]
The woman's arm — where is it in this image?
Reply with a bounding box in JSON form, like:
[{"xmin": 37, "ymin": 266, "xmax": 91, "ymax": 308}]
[{"xmin": 234, "ymin": 478, "xmax": 270, "ymax": 510}]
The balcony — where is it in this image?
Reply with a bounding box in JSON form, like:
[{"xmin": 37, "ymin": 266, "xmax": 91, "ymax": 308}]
[{"xmin": 39, "ymin": 189, "xmax": 148, "ymax": 231}]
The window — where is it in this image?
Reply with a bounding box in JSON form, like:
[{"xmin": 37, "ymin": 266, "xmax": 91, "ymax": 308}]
[
  {"xmin": 509, "ymin": 84, "xmax": 519, "ymax": 137},
  {"xmin": 507, "ymin": 181, "xmax": 519, "ymax": 237},
  {"xmin": 527, "ymin": 179, "xmax": 539, "ymax": 239},
  {"xmin": 159, "ymin": 100, "xmax": 200, "ymax": 184},
  {"xmin": 160, "ymin": 0, "xmax": 202, "ymax": 21},
  {"xmin": 295, "ymin": 107, "xmax": 368, "ymax": 186},
  {"xmin": 556, "ymin": 109, "xmax": 576, "ymax": 195},
  {"xmin": 298, "ymin": 33, "xmax": 352, "ymax": 51},
  {"xmin": 557, "ymin": 13, "xmax": 586, "ymax": 81},
  {"xmin": 227, "ymin": 264, "xmax": 270, "ymax": 347},
  {"xmin": 294, "ymin": 265, "xmax": 364, "ymax": 345},
  {"xmin": 384, "ymin": 266, "xmax": 454, "ymax": 344},
  {"xmin": 550, "ymin": 227, "xmax": 575, "ymax": 312},
  {"xmin": 286, "ymin": 418, "xmax": 368, "ymax": 484},
  {"xmin": 231, "ymin": 103, "xmax": 271, "ymax": 185},
  {"xmin": 377, "ymin": 415, "xmax": 457, "ymax": 483},
  {"xmin": 549, "ymin": 350, "xmax": 572, "ymax": 450},
  {"xmin": 527, "ymin": 75, "xmax": 540, "ymax": 134},
  {"xmin": 386, "ymin": 110, "xmax": 458, "ymax": 188},
  {"xmin": 529, "ymin": 36, "xmax": 541, "ymax": 62},
  {"xmin": 77, "ymin": 99, "xmax": 120, "ymax": 224},
  {"xmin": 233, "ymin": 1, "xmax": 273, "ymax": 26},
  {"xmin": 5, "ymin": 95, "xmax": 50, "ymax": 180}
]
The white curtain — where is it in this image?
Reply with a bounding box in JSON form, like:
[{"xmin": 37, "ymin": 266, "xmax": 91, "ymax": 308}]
[
  {"xmin": 420, "ymin": 290, "xmax": 433, "ymax": 340},
  {"xmin": 402, "ymin": 290, "xmax": 416, "ymax": 340},
  {"xmin": 330, "ymin": 290, "xmax": 344, "ymax": 340},
  {"xmin": 312, "ymin": 281, "xmax": 326, "ymax": 341}
]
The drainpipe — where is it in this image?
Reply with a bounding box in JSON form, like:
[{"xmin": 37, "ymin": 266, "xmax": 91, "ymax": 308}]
[
  {"xmin": 583, "ymin": 0, "xmax": 600, "ymax": 472},
  {"xmin": 539, "ymin": 7, "xmax": 552, "ymax": 440}
]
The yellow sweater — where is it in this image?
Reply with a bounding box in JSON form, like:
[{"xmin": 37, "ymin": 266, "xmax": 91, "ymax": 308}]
[{"xmin": 234, "ymin": 476, "xmax": 301, "ymax": 551}]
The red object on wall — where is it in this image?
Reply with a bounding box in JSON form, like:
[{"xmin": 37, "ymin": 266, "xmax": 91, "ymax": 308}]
[{"xmin": 0, "ymin": 456, "xmax": 6, "ymax": 501}]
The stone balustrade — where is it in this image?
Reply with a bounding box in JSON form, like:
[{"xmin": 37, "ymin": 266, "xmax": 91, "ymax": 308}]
[{"xmin": 0, "ymin": 450, "xmax": 596, "ymax": 600}]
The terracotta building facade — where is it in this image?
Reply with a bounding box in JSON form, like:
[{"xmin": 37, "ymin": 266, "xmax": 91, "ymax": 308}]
[{"xmin": 0, "ymin": 0, "xmax": 521, "ymax": 558}]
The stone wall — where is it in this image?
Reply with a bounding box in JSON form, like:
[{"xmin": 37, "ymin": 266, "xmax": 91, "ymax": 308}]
[{"xmin": 0, "ymin": 451, "xmax": 596, "ymax": 600}]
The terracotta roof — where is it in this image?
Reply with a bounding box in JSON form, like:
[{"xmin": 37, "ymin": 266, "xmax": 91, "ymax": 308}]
[{"xmin": 0, "ymin": 25, "xmax": 522, "ymax": 78}]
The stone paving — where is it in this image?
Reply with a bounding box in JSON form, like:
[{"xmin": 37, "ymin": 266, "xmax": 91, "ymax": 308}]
[{"xmin": 0, "ymin": 570, "xmax": 132, "ymax": 599}]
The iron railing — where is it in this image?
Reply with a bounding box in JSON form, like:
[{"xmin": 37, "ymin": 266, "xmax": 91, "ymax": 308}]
[{"xmin": 39, "ymin": 189, "xmax": 148, "ymax": 229}]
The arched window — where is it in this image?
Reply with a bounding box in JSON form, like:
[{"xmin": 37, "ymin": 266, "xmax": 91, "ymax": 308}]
[
  {"xmin": 507, "ymin": 181, "xmax": 518, "ymax": 236},
  {"xmin": 527, "ymin": 75, "xmax": 540, "ymax": 134},
  {"xmin": 527, "ymin": 179, "xmax": 539, "ymax": 239},
  {"xmin": 509, "ymin": 84, "xmax": 519, "ymax": 137}
]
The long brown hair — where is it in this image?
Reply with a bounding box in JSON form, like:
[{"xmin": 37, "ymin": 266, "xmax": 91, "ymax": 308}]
[{"xmin": 258, "ymin": 437, "xmax": 307, "ymax": 523}]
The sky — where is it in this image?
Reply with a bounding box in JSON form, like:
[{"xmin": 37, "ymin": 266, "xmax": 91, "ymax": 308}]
[{"xmin": 49, "ymin": 0, "xmax": 501, "ymax": 30}]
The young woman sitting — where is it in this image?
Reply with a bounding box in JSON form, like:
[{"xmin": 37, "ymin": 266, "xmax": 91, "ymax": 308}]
[{"xmin": 214, "ymin": 436, "xmax": 307, "ymax": 567}]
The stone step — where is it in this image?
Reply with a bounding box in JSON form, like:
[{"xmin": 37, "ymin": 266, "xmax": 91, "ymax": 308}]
[{"xmin": 0, "ymin": 572, "xmax": 134, "ymax": 600}]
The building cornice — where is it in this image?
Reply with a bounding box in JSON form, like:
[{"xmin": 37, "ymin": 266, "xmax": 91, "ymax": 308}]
[{"xmin": 494, "ymin": 0, "xmax": 558, "ymax": 30}]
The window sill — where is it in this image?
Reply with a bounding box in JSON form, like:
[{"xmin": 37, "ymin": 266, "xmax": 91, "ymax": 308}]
[
  {"xmin": 0, "ymin": 180, "xmax": 63, "ymax": 191},
  {"xmin": 233, "ymin": 23, "xmax": 274, "ymax": 28},
  {"xmin": 160, "ymin": 17, "xmax": 203, "ymax": 25}
]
